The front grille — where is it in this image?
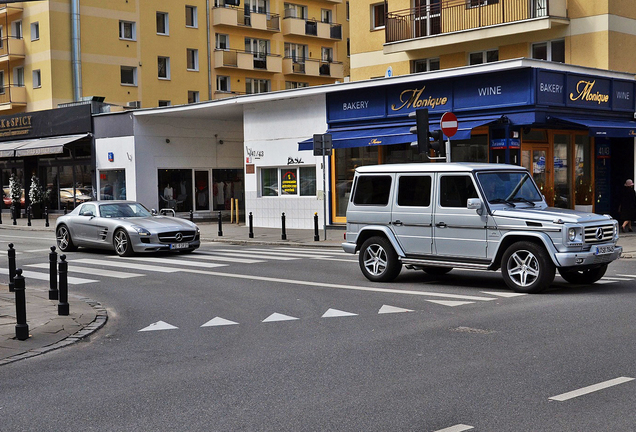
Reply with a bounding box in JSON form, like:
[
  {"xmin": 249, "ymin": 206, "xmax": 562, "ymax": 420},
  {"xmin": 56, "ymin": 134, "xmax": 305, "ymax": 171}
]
[
  {"xmin": 158, "ymin": 230, "xmax": 196, "ymax": 243},
  {"xmin": 584, "ymin": 225, "xmax": 614, "ymax": 244}
]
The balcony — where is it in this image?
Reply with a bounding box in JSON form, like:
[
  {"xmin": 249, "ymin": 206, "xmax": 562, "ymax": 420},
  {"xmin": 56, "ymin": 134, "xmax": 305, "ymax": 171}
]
[
  {"xmin": 0, "ymin": 85, "xmax": 27, "ymax": 111},
  {"xmin": 384, "ymin": 0, "xmax": 568, "ymax": 54},
  {"xmin": 283, "ymin": 57, "xmax": 344, "ymax": 79},
  {"xmin": 0, "ymin": 4, "xmax": 23, "ymax": 18},
  {"xmin": 214, "ymin": 90, "xmax": 246, "ymax": 100},
  {"xmin": 214, "ymin": 49, "xmax": 282, "ymax": 73},
  {"xmin": 0, "ymin": 37, "xmax": 25, "ymax": 63},
  {"xmin": 212, "ymin": 5, "xmax": 280, "ymax": 32},
  {"xmin": 282, "ymin": 15, "xmax": 342, "ymax": 40}
]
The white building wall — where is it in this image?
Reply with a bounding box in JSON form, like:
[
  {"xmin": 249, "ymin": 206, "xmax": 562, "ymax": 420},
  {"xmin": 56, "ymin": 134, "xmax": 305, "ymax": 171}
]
[
  {"xmin": 95, "ymin": 136, "xmax": 137, "ymax": 200},
  {"xmin": 244, "ymin": 94, "xmax": 328, "ymax": 229}
]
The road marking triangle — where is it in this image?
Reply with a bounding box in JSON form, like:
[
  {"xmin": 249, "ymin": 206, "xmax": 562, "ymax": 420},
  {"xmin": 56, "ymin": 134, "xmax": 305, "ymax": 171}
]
[
  {"xmin": 322, "ymin": 308, "xmax": 357, "ymax": 318},
  {"xmin": 262, "ymin": 313, "xmax": 299, "ymax": 323},
  {"xmin": 426, "ymin": 300, "xmax": 475, "ymax": 307},
  {"xmin": 480, "ymin": 291, "xmax": 528, "ymax": 298},
  {"xmin": 201, "ymin": 317, "xmax": 239, "ymax": 327},
  {"xmin": 138, "ymin": 321, "xmax": 178, "ymax": 332},
  {"xmin": 378, "ymin": 305, "xmax": 414, "ymax": 314}
]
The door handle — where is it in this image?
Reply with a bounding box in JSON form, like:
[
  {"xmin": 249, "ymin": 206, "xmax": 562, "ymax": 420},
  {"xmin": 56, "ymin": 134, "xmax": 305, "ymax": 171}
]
[
  {"xmin": 435, "ymin": 222, "xmax": 447, "ymax": 228},
  {"xmin": 393, "ymin": 220, "xmax": 403, "ymax": 226}
]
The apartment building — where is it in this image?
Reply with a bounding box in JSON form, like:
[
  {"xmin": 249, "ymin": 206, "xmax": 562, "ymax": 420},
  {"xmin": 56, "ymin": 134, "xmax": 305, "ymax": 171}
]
[{"xmin": 0, "ymin": 0, "xmax": 349, "ymax": 113}]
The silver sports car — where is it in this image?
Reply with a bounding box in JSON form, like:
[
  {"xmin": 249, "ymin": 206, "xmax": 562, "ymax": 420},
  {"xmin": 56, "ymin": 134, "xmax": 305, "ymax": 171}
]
[{"xmin": 55, "ymin": 201, "xmax": 200, "ymax": 256}]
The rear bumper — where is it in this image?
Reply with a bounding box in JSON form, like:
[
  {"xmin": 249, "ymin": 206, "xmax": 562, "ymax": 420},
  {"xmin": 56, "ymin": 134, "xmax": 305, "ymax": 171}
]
[{"xmin": 342, "ymin": 242, "xmax": 356, "ymax": 254}]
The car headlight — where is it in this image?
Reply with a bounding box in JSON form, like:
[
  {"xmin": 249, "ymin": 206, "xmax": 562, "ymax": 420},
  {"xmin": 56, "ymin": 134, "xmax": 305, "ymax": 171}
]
[
  {"xmin": 132, "ymin": 225, "xmax": 151, "ymax": 236},
  {"xmin": 568, "ymin": 228, "xmax": 576, "ymax": 242}
]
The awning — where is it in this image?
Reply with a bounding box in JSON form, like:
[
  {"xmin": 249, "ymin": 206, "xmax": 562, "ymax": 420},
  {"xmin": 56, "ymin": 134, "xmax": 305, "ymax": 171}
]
[
  {"xmin": 298, "ymin": 124, "xmax": 414, "ymax": 151},
  {"xmin": 453, "ymin": 116, "xmax": 501, "ymax": 140},
  {"xmin": 0, "ymin": 134, "xmax": 90, "ymax": 158},
  {"xmin": 548, "ymin": 116, "xmax": 636, "ymax": 138}
]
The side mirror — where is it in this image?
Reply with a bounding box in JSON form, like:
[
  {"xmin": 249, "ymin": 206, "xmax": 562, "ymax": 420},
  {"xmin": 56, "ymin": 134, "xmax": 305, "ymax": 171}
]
[
  {"xmin": 151, "ymin": 208, "xmax": 158, "ymax": 215},
  {"xmin": 467, "ymin": 198, "xmax": 482, "ymax": 210}
]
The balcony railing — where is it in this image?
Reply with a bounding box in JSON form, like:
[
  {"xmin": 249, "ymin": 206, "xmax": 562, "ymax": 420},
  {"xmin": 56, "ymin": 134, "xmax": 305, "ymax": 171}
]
[
  {"xmin": 386, "ymin": 0, "xmax": 566, "ymax": 43},
  {"xmin": 214, "ymin": 49, "xmax": 282, "ymax": 72},
  {"xmin": 0, "ymin": 85, "xmax": 27, "ymax": 106},
  {"xmin": 282, "ymin": 13, "xmax": 342, "ymax": 40},
  {"xmin": 283, "ymin": 57, "xmax": 344, "ymax": 79},
  {"xmin": 0, "ymin": 36, "xmax": 25, "ymax": 59},
  {"xmin": 212, "ymin": 5, "xmax": 280, "ymax": 31}
]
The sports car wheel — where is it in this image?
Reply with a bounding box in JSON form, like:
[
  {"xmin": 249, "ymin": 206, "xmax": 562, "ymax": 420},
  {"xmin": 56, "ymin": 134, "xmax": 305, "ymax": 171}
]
[
  {"xmin": 558, "ymin": 264, "xmax": 608, "ymax": 285},
  {"xmin": 501, "ymin": 241, "xmax": 554, "ymax": 293},
  {"xmin": 114, "ymin": 229, "xmax": 134, "ymax": 257},
  {"xmin": 359, "ymin": 236, "xmax": 401, "ymax": 282},
  {"xmin": 56, "ymin": 225, "xmax": 77, "ymax": 252}
]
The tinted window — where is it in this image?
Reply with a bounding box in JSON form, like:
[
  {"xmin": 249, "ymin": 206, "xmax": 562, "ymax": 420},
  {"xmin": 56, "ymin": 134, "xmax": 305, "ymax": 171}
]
[
  {"xmin": 352, "ymin": 175, "xmax": 392, "ymax": 205},
  {"xmin": 397, "ymin": 175, "xmax": 431, "ymax": 207},
  {"xmin": 79, "ymin": 203, "xmax": 96, "ymax": 216},
  {"xmin": 440, "ymin": 175, "xmax": 478, "ymax": 207}
]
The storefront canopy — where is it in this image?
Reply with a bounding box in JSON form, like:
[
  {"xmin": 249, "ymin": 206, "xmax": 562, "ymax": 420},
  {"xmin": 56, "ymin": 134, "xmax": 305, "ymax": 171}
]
[
  {"xmin": 0, "ymin": 134, "xmax": 90, "ymax": 158},
  {"xmin": 548, "ymin": 116, "xmax": 636, "ymax": 138}
]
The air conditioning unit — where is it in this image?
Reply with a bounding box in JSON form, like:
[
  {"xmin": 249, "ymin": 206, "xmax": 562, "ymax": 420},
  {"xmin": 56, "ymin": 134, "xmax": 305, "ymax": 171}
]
[{"xmin": 126, "ymin": 101, "xmax": 141, "ymax": 108}]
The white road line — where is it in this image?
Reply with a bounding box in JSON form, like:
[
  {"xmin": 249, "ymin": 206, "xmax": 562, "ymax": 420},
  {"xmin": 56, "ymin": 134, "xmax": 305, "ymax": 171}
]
[
  {"xmin": 274, "ymin": 247, "xmax": 349, "ymax": 255},
  {"xmin": 616, "ymin": 274, "xmax": 636, "ymax": 278},
  {"xmin": 243, "ymin": 248, "xmax": 331, "ymax": 258},
  {"xmin": 0, "ymin": 234, "xmax": 52, "ymax": 240},
  {"xmin": 181, "ymin": 254, "xmax": 264, "ymax": 264},
  {"xmin": 311, "ymin": 257, "xmax": 358, "ymax": 263},
  {"xmin": 26, "ymin": 263, "xmax": 144, "ymax": 279},
  {"xmin": 434, "ymin": 425, "xmax": 474, "ymax": 432},
  {"xmin": 176, "ymin": 268, "xmax": 496, "ymax": 301},
  {"xmin": 22, "ymin": 249, "xmax": 55, "ymax": 254},
  {"xmin": 0, "ymin": 268, "xmax": 98, "ymax": 285},
  {"xmin": 549, "ymin": 377, "xmax": 635, "ymax": 401},
  {"xmin": 106, "ymin": 256, "xmax": 227, "ymax": 269},
  {"xmin": 71, "ymin": 258, "xmax": 181, "ymax": 273},
  {"xmin": 600, "ymin": 277, "xmax": 632, "ymax": 281},
  {"xmin": 204, "ymin": 251, "xmax": 299, "ymax": 261}
]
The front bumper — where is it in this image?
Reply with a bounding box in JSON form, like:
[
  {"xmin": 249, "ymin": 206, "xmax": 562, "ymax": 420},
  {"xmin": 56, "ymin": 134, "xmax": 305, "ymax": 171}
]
[{"xmin": 554, "ymin": 245, "xmax": 622, "ymax": 267}]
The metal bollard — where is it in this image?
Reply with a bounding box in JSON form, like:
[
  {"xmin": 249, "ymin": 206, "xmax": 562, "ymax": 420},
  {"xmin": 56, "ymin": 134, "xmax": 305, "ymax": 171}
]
[
  {"xmin": 14, "ymin": 269, "xmax": 29, "ymax": 340},
  {"xmin": 64, "ymin": 205, "xmax": 67, "ymax": 215},
  {"xmin": 58, "ymin": 255, "xmax": 69, "ymax": 316},
  {"xmin": 249, "ymin": 212, "xmax": 254, "ymax": 238},
  {"xmin": 8, "ymin": 243, "xmax": 16, "ymax": 292},
  {"xmin": 0, "ymin": 197, "xmax": 3, "ymax": 225},
  {"xmin": 27, "ymin": 205, "xmax": 32, "ymax": 226},
  {"xmin": 217, "ymin": 210, "xmax": 223, "ymax": 237},
  {"xmin": 11, "ymin": 204, "xmax": 16, "ymax": 225},
  {"xmin": 49, "ymin": 246, "xmax": 58, "ymax": 300},
  {"xmin": 314, "ymin": 212, "xmax": 320, "ymax": 241},
  {"xmin": 189, "ymin": 209, "xmax": 193, "ymax": 222},
  {"xmin": 281, "ymin": 212, "xmax": 287, "ymax": 240},
  {"xmin": 45, "ymin": 206, "xmax": 49, "ymax": 227}
]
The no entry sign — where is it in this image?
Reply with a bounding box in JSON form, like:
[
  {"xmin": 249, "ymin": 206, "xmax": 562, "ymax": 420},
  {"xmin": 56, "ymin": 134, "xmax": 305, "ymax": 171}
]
[{"xmin": 440, "ymin": 112, "xmax": 458, "ymax": 138}]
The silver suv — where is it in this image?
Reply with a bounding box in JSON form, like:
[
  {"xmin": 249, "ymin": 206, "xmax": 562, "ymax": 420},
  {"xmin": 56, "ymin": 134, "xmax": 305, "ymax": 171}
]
[{"xmin": 342, "ymin": 163, "xmax": 622, "ymax": 293}]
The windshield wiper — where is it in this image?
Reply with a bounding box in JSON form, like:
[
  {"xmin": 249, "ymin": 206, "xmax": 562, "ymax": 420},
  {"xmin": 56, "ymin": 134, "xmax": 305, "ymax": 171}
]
[
  {"xmin": 489, "ymin": 198, "xmax": 516, "ymax": 207},
  {"xmin": 511, "ymin": 197, "xmax": 536, "ymax": 207}
]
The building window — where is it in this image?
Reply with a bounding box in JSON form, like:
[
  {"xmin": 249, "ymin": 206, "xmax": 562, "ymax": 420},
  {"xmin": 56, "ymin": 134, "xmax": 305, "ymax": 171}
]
[
  {"xmin": 261, "ymin": 168, "xmax": 278, "ymax": 196},
  {"xmin": 532, "ymin": 39, "xmax": 565, "ymax": 63},
  {"xmin": 188, "ymin": 90, "xmax": 199, "ymax": 103},
  {"xmin": 467, "ymin": 0, "xmax": 499, "ymax": 7},
  {"xmin": 156, "ymin": 12, "xmax": 169, "ymax": 35},
  {"xmin": 346, "ymin": 1, "xmax": 349, "ymax": 20},
  {"xmin": 217, "ymin": 75, "xmax": 230, "ymax": 92},
  {"xmin": 284, "ymin": 3, "xmax": 308, "ymax": 19},
  {"xmin": 215, "ymin": 33, "xmax": 229, "ymax": 50},
  {"xmin": 119, "ymin": 21, "xmax": 136, "ymax": 40},
  {"xmin": 0, "ymin": 26, "xmax": 4, "ymax": 49},
  {"xmin": 245, "ymin": 78, "xmax": 270, "ymax": 94},
  {"xmin": 186, "ymin": 5, "xmax": 197, "ymax": 27},
  {"xmin": 14, "ymin": 67, "xmax": 24, "ymax": 87},
  {"xmin": 299, "ymin": 166, "xmax": 316, "ymax": 196},
  {"xmin": 121, "ymin": 66, "xmax": 137, "ymax": 85},
  {"xmin": 347, "ymin": 38, "xmax": 350, "ymax": 57},
  {"xmin": 32, "ymin": 69, "xmax": 41, "ymax": 88},
  {"xmin": 0, "ymin": 71, "xmax": 5, "ymax": 94},
  {"xmin": 13, "ymin": 20, "xmax": 22, "ymax": 39},
  {"xmin": 158, "ymin": 56, "xmax": 170, "ymax": 79},
  {"xmin": 284, "ymin": 43, "xmax": 307, "ymax": 61},
  {"xmin": 187, "ymin": 49, "xmax": 199, "ymax": 71},
  {"xmin": 285, "ymin": 81, "xmax": 308, "ymax": 89},
  {"xmin": 321, "ymin": 47, "xmax": 333, "ymax": 62},
  {"xmin": 321, "ymin": 9, "xmax": 332, "ymax": 23},
  {"xmin": 99, "ymin": 169, "xmax": 126, "ymax": 200},
  {"xmin": 469, "ymin": 49, "xmax": 498, "ymax": 65},
  {"xmin": 30, "ymin": 22, "xmax": 39, "ymax": 41},
  {"xmin": 158, "ymin": 100, "xmax": 171, "ymax": 107},
  {"xmin": 413, "ymin": 58, "xmax": 440, "ymax": 73},
  {"xmin": 371, "ymin": 3, "xmax": 386, "ymax": 30}
]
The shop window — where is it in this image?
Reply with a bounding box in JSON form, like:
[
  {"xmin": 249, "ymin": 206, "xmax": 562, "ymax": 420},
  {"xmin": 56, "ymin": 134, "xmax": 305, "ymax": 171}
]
[
  {"xmin": 450, "ymin": 135, "xmax": 488, "ymax": 162},
  {"xmin": 299, "ymin": 166, "xmax": 316, "ymax": 196},
  {"xmin": 195, "ymin": 170, "xmax": 209, "ymax": 210},
  {"xmin": 574, "ymin": 135, "xmax": 592, "ymax": 209},
  {"xmin": 260, "ymin": 168, "xmax": 278, "ymax": 196},
  {"xmin": 30, "ymin": 22, "xmax": 39, "ymax": 41},
  {"xmin": 156, "ymin": 12, "xmax": 169, "ymax": 35},
  {"xmin": 280, "ymin": 168, "xmax": 297, "ymax": 194},
  {"xmin": 553, "ymin": 134, "xmax": 571, "ymax": 209},
  {"xmin": 158, "ymin": 56, "xmax": 170, "ymax": 79},
  {"xmin": 121, "ymin": 66, "xmax": 137, "ymax": 85},
  {"xmin": 158, "ymin": 169, "xmax": 192, "ymax": 212},
  {"xmin": 99, "ymin": 169, "xmax": 126, "ymax": 200},
  {"xmin": 370, "ymin": 3, "xmax": 385, "ymax": 30},
  {"xmin": 213, "ymin": 169, "xmax": 243, "ymax": 210},
  {"xmin": 187, "ymin": 48, "xmax": 199, "ymax": 71},
  {"xmin": 119, "ymin": 20, "xmax": 136, "ymax": 40},
  {"xmin": 186, "ymin": 5, "xmax": 198, "ymax": 28}
]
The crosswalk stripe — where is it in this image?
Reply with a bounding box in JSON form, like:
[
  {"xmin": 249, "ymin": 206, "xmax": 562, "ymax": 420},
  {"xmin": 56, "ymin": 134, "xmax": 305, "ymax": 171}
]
[
  {"xmin": 274, "ymin": 247, "xmax": 349, "ymax": 255},
  {"xmin": 106, "ymin": 256, "xmax": 227, "ymax": 269},
  {"xmin": 181, "ymin": 253, "xmax": 264, "ymax": 264},
  {"xmin": 0, "ymin": 267, "xmax": 98, "ymax": 285},
  {"xmin": 203, "ymin": 251, "xmax": 299, "ymax": 261},
  {"xmin": 26, "ymin": 263, "xmax": 144, "ymax": 279},
  {"xmin": 71, "ymin": 258, "xmax": 181, "ymax": 273}
]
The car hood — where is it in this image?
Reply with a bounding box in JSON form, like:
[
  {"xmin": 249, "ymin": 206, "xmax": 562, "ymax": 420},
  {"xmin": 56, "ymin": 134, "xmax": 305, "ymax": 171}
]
[
  {"xmin": 129, "ymin": 216, "xmax": 198, "ymax": 230},
  {"xmin": 492, "ymin": 207, "xmax": 613, "ymax": 224}
]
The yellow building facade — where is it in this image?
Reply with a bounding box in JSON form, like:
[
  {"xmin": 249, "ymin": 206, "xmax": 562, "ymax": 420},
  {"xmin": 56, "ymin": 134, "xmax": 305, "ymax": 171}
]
[
  {"xmin": 0, "ymin": 0, "xmax": 349, "ymax": 114},
  {"xmin": 350, "ymin": 0, "xmax": 636, "ymax": 80}
]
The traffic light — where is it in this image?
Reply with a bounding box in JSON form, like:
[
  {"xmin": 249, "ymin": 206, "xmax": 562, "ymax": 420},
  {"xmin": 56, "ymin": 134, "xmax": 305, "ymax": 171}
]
[
  {"xmin": 409, "ymin": 109, "xmax": 446, "ymax": 157},
  {"xmin": 429, "ymin": 129, "xmax": 446, "ymax": 157}
]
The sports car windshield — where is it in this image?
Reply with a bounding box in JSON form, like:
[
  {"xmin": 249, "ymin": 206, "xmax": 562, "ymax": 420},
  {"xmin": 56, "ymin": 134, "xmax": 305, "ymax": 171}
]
[
  {"xmin": 477, "ymin": 172, "xmax": 542, "ymax": 205},
  {"xmin": 99, "ymin": 203, "xmax": 152, "ymax": 218}
]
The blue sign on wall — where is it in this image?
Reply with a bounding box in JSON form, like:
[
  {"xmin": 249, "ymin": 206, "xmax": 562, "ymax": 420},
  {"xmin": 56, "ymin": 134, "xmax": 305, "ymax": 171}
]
[
  {"xmin": 386, "ymin": 80, "xmax": 453, "ymax": 118},
  {"xmin": 613, "ymin": 80, "xmax": 635, "ymax": 112},
  {"xmin": 328, "ymin": 87, "xmax": 386, "ymax": 122},
  {"xmin": 537, "ymin": 70, "xmax": 566, "ymax": 106},
  {"xmin": 567, "ymin": 74, "xmax": 612, "ymax": 110},
  {"xmin": 454, "ymin": 69, "xmax": 533, "ymax": 111}
]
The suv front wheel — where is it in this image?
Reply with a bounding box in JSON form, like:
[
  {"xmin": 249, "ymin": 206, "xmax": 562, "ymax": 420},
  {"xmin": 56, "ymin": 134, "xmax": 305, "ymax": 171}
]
[
  {"xmin": 359, "ymin": 236, "xmax": 402, "ymax": 282},
  {"xmin": 501, "ymin": 241, "xmax": 555, "ymax": 293}
]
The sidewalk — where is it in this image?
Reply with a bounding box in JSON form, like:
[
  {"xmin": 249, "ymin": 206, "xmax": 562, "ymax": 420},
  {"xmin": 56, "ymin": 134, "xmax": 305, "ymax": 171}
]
[{"xmin": 0, "ymin": 212, "xmax": 634, "ymax": 365}]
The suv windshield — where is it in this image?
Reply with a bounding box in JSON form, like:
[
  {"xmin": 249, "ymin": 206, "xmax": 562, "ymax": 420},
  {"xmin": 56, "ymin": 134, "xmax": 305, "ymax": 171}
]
[{"xmin": 477, "ymin": 172, "xmax": 542, "ymax": 205}]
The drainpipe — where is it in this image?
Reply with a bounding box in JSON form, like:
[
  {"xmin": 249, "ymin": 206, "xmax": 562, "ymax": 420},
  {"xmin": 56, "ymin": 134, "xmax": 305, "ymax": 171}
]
[
  {"xmin": 71, "ymin": 0, "xmax": 82, "ymax": 101},
  {"xmin": 206, "ymin": 0, "xmax": 212, "ymax": 100}
]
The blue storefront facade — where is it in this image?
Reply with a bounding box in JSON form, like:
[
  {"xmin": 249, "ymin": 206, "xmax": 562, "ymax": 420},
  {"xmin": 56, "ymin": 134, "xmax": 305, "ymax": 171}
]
[{"xmin": 300, "ymin": 62, "xmax": 636, "ymax": 223}]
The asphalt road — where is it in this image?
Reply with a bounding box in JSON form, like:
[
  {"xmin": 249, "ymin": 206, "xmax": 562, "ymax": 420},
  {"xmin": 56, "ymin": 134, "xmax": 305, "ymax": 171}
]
[{"xmin": 1, "ymin": 232, "xmax": 635, "ymax": 431}]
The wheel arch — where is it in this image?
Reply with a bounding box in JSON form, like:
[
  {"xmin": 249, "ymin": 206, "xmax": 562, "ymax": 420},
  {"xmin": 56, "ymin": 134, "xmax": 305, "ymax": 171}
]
[
  {"xmin": 491, "ymin": 232, "xmax": 559, "ymax": 270},
  {"xmin": 354, "ymin": 226, "xmax": 405, "ymax": 257}
]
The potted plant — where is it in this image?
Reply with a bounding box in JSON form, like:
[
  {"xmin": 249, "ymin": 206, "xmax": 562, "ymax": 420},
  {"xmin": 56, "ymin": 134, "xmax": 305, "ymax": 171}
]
[
  {"xmin": 28, "ymin": 175, "xmax": 45, "ymax": 218},
  {"xmin": 9, "ymin": 174, "xmax": 22, "ymax": 218}
]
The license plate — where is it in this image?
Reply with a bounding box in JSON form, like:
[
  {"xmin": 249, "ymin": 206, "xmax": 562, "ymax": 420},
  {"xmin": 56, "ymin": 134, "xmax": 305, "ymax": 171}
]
[
  {"xmin": 592, "ymin": 244, "xmax": 614, "ymax": 255},
  {"xmin": 170, "ymin": 242, "xmax": 189, "ymax": 250}
]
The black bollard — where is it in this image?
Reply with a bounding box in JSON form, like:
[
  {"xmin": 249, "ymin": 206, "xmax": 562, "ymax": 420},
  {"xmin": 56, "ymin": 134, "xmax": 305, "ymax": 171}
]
[
  {"xmin": 49, "ymin": 246, "xmax": 58, "ymax": 300},
  {"xmin": 0, "ymin": 197, "xmax": 3, "ymax": 225},
  {"xmin": 8, "ymin": 243, "xmax": 16, "ymax": 292},
  {"xmin": 11, "ymin": 204, "xmax": 16, "ymax": 225},
  {"xmin": 249, "ymin": 212, "xmax": 254, "ymax": 239},
  {"xmin": 14, "ymin": 269, "xmax": 29, "ymax": 340},
  {"xmin": 45, "ymin": 206, "xmax": 49, "ymax": 227},
  {"xmin": 27, "ymin": 205, "xmax": 32, "ymax": 226},
  {"xmin": 189, "ymin": 209, "xmax": 193, "ymax": 222},
  {"xmin": 58, "ymin": 255, "xmax": 69, "ymax": 316},
  {"xmin": 64, "ymin": 205, "xmax": 67, "ymax": 215},
  {"xmin": 217, "ymin": 210, "xmax": 223, "ymax": 237},
  {"xmin": 314, "ymin": 212, "xmax": 320, "ymax": 241},
  {"xmin": 281, "ymin": 212, "xmax": 287, "ymax": 240}
]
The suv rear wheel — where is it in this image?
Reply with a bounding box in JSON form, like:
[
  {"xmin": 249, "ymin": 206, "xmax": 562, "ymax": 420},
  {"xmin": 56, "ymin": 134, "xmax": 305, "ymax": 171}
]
[
  {"xmin": 501, "ymin": 241, "xmax": 555, "ymax": 293},
  {"xmin": 558, "ymin": 264, "xmax": 608, "ymax": 285},
  {"xmin": 359, "ymin": 236, "xmax": 402, "ymax": 282}
]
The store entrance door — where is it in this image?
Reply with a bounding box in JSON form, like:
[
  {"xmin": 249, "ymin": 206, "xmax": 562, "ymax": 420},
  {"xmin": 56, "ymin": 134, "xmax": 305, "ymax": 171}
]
[{"xmin": 521, "ymin": 143, "xmax": 554, "ymax": 206}]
